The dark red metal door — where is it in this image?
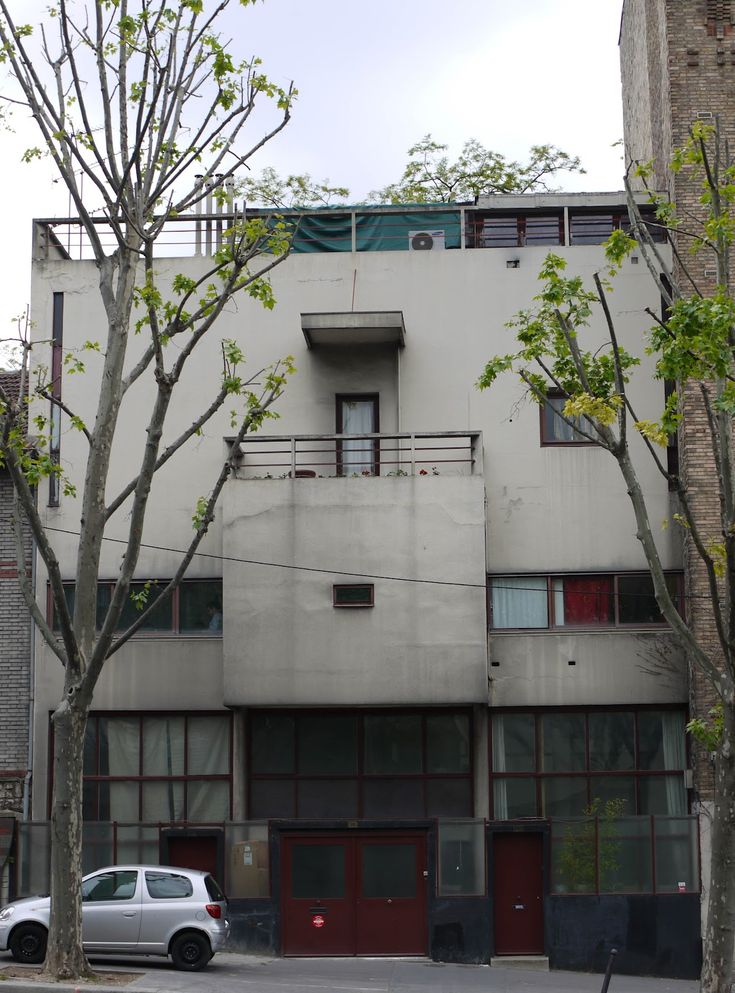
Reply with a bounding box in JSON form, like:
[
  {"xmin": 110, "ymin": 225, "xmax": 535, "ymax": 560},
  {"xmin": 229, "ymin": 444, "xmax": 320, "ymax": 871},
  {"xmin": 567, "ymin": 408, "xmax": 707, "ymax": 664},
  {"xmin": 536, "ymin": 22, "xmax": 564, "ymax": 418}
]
[
  {"xmin": 356, "ymin": 836, "xmax": 427, "ymax": 954},
  {"xmin": 281, "ymin": 837, "xmax": 356, "ymax": 955},
  {"xmin": 281, "ymin": 833, "xmax": 427, "ymax": 956},
  {"xmin": 167, "ymin": 835, "xmax": 218, "ymax": 878},
  {"xmin": 493, "ymin": 832, "xmax": 544, "ymax": 955}
]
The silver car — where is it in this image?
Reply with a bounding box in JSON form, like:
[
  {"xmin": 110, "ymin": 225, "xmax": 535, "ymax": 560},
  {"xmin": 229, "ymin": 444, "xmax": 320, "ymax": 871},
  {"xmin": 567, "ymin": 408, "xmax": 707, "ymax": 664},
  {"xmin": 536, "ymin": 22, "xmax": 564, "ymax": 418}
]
[{"xmin": 0, "ymin": 865, "xmax": 229, "ymax": 971}]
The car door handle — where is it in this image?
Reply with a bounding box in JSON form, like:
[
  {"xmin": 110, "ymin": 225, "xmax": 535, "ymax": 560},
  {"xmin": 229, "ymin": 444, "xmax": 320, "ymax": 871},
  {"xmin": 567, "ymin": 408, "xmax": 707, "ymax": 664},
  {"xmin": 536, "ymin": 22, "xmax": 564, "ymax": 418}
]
[{"xmin": 122, "ymin": 911, "xmax": 138, "ymax": 917}]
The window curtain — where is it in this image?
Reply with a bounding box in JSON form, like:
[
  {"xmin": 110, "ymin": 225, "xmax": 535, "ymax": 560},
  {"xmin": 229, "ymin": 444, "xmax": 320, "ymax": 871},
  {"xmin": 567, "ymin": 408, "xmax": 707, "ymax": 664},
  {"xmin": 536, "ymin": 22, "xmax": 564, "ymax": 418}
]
[
  {"xmin": 555, "ymin": 577, "xmax": 613, "ymax": 625},
  {"xmin": 341, "ymin": 401, "xmax": 375, "ymax": 474},
  {"xmin": 492, "ymin": 717, "xmax": 508, "ymax": 819},
  {"xmin": 662, "ymin": 712, "xmax": 686, "ymax": 814},
  {"xmin": 492, "ymin": 577, "xmax": 548, "ymax": 628}
]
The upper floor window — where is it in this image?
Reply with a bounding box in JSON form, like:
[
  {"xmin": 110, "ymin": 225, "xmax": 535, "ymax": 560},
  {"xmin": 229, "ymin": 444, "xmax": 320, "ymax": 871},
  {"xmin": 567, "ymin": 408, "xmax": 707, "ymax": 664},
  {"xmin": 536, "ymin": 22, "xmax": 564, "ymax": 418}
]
[
  {"xmin": 468, "ymin": 213, "xmax": 563, "ymax": 249},
  {"xmin": 569, "ymin": 209, "xmax": 666, "ymax": 246},
  {"xmin": 50, "ymin": 579, "xmax": 223, "ymax": 636},
  {"xmin": 489, "ymin": 572, "xmax": 684, "ymax": 630},
  {"xmin": 541, "ymin": 391, "xmax": 593, "ymax": 445}
]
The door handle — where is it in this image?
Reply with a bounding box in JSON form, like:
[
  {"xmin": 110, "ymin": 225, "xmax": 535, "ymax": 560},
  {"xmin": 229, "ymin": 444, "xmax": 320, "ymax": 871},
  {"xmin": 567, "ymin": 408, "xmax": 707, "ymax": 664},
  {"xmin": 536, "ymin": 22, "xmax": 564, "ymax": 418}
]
[
  {"xmin": 122, "ymin": 911, "xmax": 138, "ymax": 917},
  {"xmin": 387, "ymin": 899, "xmax": 392, "ymax": 904},
  {"xmin": 513, "ymin": 904, "xmax": 526, "ymax": 911}
]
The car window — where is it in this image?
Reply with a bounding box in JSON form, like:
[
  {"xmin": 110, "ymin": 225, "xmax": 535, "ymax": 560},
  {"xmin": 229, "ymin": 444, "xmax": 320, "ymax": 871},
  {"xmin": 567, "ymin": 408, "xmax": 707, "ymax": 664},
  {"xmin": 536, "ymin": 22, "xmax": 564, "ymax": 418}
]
[
  {"xmin": 145, "ymin": 871, "xmax": 194, "ymax": 899},
  {"xmin": 82, "ymin": 870, "xmax": 138, "ymax": 902},
  {"xmin": 205, "ymin": 875, "xmax": 226, "ymax": 902}
]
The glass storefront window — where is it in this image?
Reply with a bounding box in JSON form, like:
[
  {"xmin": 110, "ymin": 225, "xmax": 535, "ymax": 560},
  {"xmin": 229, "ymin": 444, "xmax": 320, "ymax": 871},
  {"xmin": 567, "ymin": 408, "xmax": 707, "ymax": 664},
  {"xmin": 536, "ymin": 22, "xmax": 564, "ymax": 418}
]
[
  {"xmin": 541, "ymin": 714, "xmax": 586, "ymax": 772},
  {"xmin": 364, "ymin": 715, "xmax": 422, "ymax": 773}
]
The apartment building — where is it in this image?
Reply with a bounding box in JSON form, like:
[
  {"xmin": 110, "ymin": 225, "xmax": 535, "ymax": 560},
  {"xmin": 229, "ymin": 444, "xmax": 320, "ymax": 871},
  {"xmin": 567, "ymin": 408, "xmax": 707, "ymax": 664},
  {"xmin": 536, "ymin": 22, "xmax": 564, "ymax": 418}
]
[{"xmin": 15, "ymin": 194, "xmax": 700, "ymax": 976}]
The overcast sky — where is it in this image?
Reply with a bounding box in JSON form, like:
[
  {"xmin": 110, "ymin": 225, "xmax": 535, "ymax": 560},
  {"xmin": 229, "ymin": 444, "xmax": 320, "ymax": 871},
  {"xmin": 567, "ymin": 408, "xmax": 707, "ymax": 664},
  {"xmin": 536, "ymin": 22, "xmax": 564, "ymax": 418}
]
[{"xmin": 0, "ymin": 0, "xmax": 625, "ymax": 351}]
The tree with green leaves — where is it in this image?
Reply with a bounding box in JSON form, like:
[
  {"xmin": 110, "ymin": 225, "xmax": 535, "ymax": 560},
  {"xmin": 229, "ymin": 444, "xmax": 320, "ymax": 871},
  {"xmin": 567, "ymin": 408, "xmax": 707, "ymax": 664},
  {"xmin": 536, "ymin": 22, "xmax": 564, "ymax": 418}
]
[
  {"xmin": 371, "ymin": 134, "xmax": 585, "ymax": 204},
  {"xmin": 0, "ymin": 0, "xmax": 296, "ymax": 979},
  {"xmin": 478, "ymin": 121, "xmax": 735, "ymax": 993}
]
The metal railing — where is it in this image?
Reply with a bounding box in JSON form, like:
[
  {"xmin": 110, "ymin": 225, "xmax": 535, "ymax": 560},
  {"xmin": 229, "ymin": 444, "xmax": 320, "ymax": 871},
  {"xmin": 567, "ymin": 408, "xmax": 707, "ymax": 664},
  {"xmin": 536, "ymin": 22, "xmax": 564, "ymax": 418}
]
[{"xmin": 228, "ymin": 431, "xmax": 483, "ymax": 478}]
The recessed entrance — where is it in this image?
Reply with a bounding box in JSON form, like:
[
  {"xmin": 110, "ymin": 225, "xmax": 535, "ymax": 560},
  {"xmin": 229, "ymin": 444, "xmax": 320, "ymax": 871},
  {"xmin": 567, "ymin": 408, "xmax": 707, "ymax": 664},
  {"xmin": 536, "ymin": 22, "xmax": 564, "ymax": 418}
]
[
  {"xmin": 492, "ymin": 832, "xmax": 544, "ymax": 955},
  {"xmin": 281, "ymin": 831, "xmax": 427, "ymax": 956}
]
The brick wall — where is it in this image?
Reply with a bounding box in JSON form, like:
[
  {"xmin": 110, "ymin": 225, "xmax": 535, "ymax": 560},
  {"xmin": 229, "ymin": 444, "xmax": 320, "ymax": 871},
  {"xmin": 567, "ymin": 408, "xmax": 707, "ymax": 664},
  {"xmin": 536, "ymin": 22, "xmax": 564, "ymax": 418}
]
[
  {"xmin": 620, "ymin": 0, "xmax": 735, "ymax": 801},
  {"xmin": 0, "ymin": 471, "xmax": 31, "ymax": 815}
]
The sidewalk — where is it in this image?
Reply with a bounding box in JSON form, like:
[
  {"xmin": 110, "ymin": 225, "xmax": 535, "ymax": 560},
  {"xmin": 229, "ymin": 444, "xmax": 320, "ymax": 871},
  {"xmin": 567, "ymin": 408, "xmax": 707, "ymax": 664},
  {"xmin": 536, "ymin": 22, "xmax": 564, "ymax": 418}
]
[{"xmin": 0, "ymin": 952, "xmax": 701, "ymax": 993}]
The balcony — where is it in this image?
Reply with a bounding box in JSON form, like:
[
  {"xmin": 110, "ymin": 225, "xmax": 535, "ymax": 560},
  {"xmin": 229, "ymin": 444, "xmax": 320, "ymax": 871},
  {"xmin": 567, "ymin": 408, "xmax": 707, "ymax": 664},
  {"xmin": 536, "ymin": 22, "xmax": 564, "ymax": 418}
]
[{"xmin": 230, "ymin": 430, "xmax": 483, "ymax": 479}]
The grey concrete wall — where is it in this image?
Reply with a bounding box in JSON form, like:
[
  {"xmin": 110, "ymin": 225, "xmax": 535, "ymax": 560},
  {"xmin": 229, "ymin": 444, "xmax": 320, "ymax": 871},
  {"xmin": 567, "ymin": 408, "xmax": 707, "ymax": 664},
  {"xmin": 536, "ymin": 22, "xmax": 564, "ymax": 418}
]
[
  {"xmin": 489, "ymin": 630, "xmax": 686, "ymax": 707},
  {"xmin": 222, "ymin": 475, "xmax": 488, "ymax": 706}
]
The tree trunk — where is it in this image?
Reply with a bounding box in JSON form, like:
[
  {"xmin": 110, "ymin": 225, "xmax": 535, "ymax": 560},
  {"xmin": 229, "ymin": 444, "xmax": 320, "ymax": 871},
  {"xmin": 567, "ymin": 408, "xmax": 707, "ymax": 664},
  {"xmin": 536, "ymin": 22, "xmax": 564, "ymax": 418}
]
[
  {"xmin": 702, "ymin": 709, "xmax": 735, "ymax": 993},
  {"xmin": 45, "ymin": 701, "xmax": 92, "ymax": 980}
]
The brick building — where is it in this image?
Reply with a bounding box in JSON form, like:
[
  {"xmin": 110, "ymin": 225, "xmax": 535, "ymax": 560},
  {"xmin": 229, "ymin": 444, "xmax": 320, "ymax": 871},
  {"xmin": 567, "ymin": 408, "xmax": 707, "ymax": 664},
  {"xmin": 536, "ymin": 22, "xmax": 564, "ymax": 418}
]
[
  {"xmin": 0, "ymin": 369, "xmax": 32, "ymax": 903},
  {"xmin": 619, "ymin": 0, "xmax": 735, "ymax": 921}
]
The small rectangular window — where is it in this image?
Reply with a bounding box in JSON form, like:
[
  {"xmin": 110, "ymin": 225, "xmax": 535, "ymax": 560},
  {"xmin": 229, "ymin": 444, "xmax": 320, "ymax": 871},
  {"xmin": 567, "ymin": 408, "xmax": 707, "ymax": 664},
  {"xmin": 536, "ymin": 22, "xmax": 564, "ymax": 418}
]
[
  {"xmin": 333, "ymin": 583, "xmax": 374, "ymax": 607},
  {"xmin": 541, "ymin": 392, "xmax": 593, "ymax": 445}
]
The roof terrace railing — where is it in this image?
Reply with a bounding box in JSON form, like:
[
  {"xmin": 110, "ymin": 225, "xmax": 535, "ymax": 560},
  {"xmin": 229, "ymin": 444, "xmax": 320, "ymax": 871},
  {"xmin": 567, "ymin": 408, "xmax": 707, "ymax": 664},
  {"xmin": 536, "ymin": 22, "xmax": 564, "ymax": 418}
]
[{"xmin": 227, "ymin": 431, "xmax": 483, "ymax": 478}]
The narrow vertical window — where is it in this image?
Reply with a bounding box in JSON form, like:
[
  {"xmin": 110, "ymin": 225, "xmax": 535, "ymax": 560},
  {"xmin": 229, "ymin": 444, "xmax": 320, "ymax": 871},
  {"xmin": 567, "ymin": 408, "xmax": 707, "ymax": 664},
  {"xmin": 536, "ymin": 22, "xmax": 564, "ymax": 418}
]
[{"xmin": 49, "ymin": 292, "xmax": 64, "ymax": 506}]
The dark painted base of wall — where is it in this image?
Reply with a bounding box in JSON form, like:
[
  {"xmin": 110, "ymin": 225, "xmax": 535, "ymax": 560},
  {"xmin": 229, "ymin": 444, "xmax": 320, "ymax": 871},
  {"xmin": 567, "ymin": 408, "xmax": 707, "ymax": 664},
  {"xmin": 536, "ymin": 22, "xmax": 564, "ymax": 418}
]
[
  {"xmin": 547, "ymin": 894, "xmax": 702, "ymax": 980},
  {"xmin": 228, "ymin": 893, "xmax": 702, "ymax": 981}
]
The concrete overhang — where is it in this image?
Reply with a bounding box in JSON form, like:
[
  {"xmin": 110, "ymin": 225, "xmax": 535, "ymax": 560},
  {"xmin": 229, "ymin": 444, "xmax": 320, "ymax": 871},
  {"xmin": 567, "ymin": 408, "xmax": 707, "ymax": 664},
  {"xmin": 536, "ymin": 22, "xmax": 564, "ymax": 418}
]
[
  {"xmin": 474, "ymin": 191, "xmax": 664, "ymax": 211},
  {"xmin": 301, "ymin": 311, "xmax": 406, "ymax": 349}
]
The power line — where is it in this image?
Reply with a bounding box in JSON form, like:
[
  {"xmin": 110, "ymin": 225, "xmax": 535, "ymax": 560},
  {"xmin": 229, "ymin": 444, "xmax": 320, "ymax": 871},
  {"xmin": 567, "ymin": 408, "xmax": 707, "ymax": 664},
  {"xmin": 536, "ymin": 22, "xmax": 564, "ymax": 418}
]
[{"xmin": 42, "ymin": 525, "xmax": 714, "ymax": 603}]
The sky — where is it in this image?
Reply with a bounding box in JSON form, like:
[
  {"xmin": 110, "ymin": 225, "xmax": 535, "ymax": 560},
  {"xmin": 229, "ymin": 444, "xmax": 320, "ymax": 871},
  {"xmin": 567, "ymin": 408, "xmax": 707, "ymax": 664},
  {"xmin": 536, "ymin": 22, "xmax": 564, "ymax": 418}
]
[{"xmin": 0, "ymin": 0, "xmax": 626, "ymax": 352}]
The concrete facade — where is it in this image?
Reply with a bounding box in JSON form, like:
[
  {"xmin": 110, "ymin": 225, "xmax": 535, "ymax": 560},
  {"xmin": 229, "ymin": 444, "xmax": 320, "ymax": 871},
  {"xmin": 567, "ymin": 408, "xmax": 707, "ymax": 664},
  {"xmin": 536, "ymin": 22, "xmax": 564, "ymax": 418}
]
[{"xmin": 17, "ymin": 195, "xmax": 700, "ymax": 976}]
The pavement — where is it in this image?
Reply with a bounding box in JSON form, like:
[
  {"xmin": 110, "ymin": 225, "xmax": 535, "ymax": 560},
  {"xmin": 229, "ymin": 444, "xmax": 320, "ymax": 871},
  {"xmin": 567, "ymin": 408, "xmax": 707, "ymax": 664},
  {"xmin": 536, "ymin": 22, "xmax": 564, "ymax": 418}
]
[{"xmin": 0, "ymin": 952, "xmax": 701, "ymax": 993}]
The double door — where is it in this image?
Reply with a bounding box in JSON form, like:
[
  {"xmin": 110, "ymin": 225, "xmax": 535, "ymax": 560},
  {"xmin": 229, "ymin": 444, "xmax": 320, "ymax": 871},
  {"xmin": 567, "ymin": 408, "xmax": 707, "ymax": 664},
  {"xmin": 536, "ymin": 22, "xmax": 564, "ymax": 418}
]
[{"xmin": 281, "ymin": 832, "xmax": 427, "ymax": 955}]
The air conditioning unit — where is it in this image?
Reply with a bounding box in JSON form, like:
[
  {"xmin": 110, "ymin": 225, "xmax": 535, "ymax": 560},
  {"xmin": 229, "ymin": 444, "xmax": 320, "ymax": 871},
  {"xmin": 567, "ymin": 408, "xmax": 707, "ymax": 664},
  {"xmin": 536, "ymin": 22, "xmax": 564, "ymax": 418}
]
[{"xmin": 408, "ymin": 229, "xmax": 446, "ymax": 251}]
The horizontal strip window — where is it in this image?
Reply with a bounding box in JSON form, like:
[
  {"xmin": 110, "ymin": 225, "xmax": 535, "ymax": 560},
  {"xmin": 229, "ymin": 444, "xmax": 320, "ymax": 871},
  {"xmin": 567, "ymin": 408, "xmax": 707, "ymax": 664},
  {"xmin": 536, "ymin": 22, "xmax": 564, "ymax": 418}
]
[
  {"xmin": 49, "ymin": 579, "xmax": 222, "ymax": 635},
  {"xmin": 467, "ymin": 212, "xmax": 563, "ymax": 249},
  {"xmin": 569, "ymin": 209, "xmax": 666, "ymax": 246},
  {"xmin": 77, "ymin": 713, "xmax": 232, "ymax": 823},
  {"xmin": 489, "ymin": 572, "xmax": 683, "ymax": 630},
  {"xmin": 249, "ymin": 709, "xmax": 473, "ymax": 819},
  {"xmin": 491, "ymin": 708, "xmax": 688, "ymax": 820}
]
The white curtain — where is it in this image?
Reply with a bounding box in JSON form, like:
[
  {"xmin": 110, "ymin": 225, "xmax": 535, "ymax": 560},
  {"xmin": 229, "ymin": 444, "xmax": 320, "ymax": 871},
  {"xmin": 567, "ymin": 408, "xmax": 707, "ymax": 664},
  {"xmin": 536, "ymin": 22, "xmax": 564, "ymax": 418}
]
[
  {"xmin": 492, "ymin": 576, "xmax": 548, "ymax": 628},
  {"xmin": 341, "ymin": 400, "xmax": 375, "ymax": 474},
  {"xmin": 662, "ymin": 711, "xmax": 686, "ymax": 814},
  {"xmin": 492, "ymin": 717, "xmax": 508, "ymax": 819}
]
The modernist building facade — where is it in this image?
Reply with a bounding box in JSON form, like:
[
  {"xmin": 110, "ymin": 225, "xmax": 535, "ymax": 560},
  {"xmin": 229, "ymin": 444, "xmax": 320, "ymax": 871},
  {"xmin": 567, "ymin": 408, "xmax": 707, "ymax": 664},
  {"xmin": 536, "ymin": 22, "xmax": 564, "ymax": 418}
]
[{"xmin": 12, "ymin": 193, "xmax": 700, "ymax": 975}]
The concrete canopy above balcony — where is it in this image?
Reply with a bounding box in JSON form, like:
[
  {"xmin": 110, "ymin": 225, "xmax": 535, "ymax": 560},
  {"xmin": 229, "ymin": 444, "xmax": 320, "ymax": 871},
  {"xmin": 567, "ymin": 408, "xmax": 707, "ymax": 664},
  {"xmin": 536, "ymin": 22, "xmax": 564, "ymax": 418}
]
[{"xmin": 301, "ymin": 311, "xmax": 406, "ymax": 349}]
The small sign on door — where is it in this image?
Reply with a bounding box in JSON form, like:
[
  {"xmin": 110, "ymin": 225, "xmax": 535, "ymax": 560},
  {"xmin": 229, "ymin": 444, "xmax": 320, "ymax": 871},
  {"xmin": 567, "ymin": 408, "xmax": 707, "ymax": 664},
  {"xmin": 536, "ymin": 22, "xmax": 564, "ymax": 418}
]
[{"xmin": 312, "ymin": 915, "xmax": 326, "ymax": 929}]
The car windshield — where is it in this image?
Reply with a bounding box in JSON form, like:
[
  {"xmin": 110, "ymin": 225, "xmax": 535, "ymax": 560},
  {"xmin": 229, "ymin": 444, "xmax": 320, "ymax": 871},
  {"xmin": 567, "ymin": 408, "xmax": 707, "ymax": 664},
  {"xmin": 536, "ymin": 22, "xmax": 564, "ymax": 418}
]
[{"xmin": 204, "ymin": 875, "xmax": 226, "ymax": 902}]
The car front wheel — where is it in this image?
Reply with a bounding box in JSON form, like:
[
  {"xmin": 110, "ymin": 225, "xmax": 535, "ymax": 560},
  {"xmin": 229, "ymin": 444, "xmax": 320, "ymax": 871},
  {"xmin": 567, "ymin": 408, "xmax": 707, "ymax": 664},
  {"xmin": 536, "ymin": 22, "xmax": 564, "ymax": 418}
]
[
  {"xmin": 9, "ymin": 923, "xmax": 48, "ymax": 965},
  {"xmin": 170, "ymin": 930, "xmax": 212, "ymax": 971}
]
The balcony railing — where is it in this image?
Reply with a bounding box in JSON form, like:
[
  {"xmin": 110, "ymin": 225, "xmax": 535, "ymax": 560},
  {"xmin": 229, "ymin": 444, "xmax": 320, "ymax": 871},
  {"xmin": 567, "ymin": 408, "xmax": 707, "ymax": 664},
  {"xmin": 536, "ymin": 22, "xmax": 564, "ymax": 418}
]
[{"xmin": 228, "ymin": 431, "xmax": 483, "ymax": 479}]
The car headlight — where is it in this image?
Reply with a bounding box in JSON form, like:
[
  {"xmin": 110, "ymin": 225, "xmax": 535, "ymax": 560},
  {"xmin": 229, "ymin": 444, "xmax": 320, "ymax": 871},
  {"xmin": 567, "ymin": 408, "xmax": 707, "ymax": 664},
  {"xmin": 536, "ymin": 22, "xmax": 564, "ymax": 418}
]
[{"xmin": 0, "ymin": 907, "xmax": 15, "ymax": 922}]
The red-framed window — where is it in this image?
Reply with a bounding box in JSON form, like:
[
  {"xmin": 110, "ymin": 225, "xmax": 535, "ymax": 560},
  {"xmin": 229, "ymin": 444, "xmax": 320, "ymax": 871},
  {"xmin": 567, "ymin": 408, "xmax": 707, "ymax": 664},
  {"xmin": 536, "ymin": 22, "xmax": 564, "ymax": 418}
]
[
  {"xmin": 49, "ymin": 579, "xmax": 223, "ymax": 635},
  {"xmin": 467, "ymin": 212, "xmax": 564, "ymax": 249},
  {"xmin": 489, "ymin": 706, "xmax": 688, "ymax": 820},
  {"xmin": 488, "ymin": 572, "xmax": 684, "ymax": 630},
  {"xmin": 569, "ymin": 209, "xmax": 667, "ymax": 245},
  {"xmin": 248, "ymin": 709, "xmax": 473, "ymax": 820},
  {"xmin": 71, "ymin": 711, "xmax": 233, "ymax": 823}
]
